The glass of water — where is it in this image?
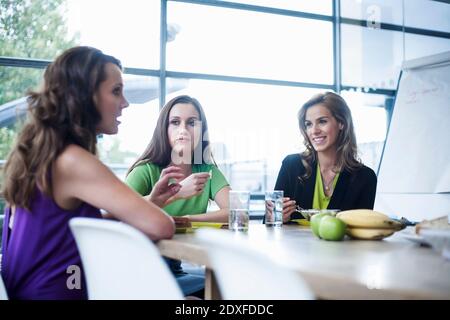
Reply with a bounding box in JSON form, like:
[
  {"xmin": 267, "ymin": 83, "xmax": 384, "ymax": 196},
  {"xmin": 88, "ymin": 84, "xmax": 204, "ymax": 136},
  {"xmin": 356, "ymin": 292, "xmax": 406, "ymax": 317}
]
[
  {"xmin": 265, "ymin": 190, "xmax": 284, "ymax": 227},
  {"xmin": 229, "ymin": 191, "xmax": 250, "ymax": 232}
]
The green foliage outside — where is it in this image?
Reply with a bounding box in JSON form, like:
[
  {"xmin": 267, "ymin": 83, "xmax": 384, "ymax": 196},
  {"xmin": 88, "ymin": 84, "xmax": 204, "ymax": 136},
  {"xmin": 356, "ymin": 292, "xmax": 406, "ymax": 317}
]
[
  {"xmin": 0, "ymin": 0, "xmax": 79, "ymax": 105},
  {"xmin": 0, "ymin": 0, "xmax": 78, "ymax": 155},
  {"xmin": 1, "ymin": 0, "xmax": 78, "ymax": 213}
]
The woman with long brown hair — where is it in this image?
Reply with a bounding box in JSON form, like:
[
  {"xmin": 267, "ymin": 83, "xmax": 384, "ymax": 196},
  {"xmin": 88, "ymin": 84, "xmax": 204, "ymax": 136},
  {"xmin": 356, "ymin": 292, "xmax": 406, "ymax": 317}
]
[
  {"xmin": 1, "ymin": 46, "xmax": 179, "ymax": 300},
  {"xmin": 275, "ymin": 92, "xmax": 377, "ymax": 223},
  {"xmin": 126, "ymin": 95, "xmax": 231, "ymax": 296}
]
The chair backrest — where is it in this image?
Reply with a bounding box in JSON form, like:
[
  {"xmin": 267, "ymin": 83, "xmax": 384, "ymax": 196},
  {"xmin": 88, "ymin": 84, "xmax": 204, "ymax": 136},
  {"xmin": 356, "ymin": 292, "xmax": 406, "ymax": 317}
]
[
  {"xmin": 0, "ymin": 273, "xmax": 8, "ymax": 300},
  {"xmin": 195, "ymin": 228, "xmax": 314, "ymax": 300},
  {"xmin": 69, "ymin": 217, "xmax": 183, "ymax": 300}
]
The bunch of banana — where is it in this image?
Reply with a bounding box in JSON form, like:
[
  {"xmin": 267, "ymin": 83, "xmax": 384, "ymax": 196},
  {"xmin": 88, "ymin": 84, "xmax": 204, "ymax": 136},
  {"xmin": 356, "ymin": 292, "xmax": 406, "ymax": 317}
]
[{"xmin": 336, "ymin": 209, "xmax": 405, "ymax": 240}]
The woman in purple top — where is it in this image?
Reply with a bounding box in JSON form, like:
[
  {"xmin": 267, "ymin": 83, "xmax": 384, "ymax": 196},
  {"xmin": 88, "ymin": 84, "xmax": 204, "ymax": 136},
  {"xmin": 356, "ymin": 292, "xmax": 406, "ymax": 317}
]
[{"xmin": 1, "ymin": 47, "xmax": 183, "ymax": 300}]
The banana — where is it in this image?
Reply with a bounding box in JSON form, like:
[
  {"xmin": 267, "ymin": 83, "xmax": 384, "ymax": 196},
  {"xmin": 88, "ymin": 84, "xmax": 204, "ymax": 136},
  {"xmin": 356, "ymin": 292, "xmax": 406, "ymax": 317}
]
[
  {"xmin": 336, "ymin": 209, "xmax": 404, "ymax": 230},
  {"xmin": 346, "ymin": 227, "xmax": 396, "ymax": 240}
]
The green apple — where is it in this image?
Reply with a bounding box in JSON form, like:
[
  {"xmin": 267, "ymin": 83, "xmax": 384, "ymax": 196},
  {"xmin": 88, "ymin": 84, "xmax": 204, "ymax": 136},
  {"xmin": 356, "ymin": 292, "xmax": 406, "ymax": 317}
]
[
  {"xmin": 310, "ymin": 212, "xmax": 332, "ymax": 238},
  {"xmin": 318, "ymin": 216, "xmax": 347, "ymax": 241}
]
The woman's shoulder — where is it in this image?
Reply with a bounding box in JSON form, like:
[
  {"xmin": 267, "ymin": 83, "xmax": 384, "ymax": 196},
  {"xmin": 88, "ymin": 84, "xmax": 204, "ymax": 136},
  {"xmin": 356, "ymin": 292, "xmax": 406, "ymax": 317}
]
[
  {"xmin": 55, "ymin": 144, "xmax": 96, "ymax": 171},
  {"xmin": 351, "ymin": 164, "xmax": 377, "ymax": 181},
  {"xmin": 282, "ymin": 153, "xmax": 305, "ymax": 166}
]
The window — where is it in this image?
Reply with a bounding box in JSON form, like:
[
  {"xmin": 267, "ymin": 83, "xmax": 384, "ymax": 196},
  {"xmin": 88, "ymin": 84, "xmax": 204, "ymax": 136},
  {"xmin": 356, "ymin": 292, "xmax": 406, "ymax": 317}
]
[
  {"xmin": 404, "ymin": 0, "xmax": 450, "ymax": 33},
  {"xmin": 167, "ymin": 2, "xmax": 333, "ymax": 84},
  {"xmin": 2, "ymin": 0, "xmax": 449, "ymax": 189},
  {"xmin": 405, "ymin": 33, "xmax": 450, "ymax": 61},
  {"xmin": 66, "ymin": 0, "xmax": 160, "ymax": 69},
  {"xmin": 341, "ymin": 24, "xmax": 404, "ymax": 89}
]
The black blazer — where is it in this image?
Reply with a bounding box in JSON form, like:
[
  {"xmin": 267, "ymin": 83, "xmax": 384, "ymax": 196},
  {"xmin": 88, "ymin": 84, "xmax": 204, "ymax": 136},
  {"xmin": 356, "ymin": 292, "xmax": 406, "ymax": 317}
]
[{"xmin": 274, "ymin": 154, "xmax": 377, "ymax": 216}]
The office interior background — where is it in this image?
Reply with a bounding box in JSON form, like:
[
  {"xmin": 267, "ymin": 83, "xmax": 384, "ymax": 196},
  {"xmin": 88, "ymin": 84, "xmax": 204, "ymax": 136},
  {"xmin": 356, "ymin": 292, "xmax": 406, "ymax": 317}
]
[{"xmin": 1, "ymin": 0, "xmax": 450, "ymax": 210}]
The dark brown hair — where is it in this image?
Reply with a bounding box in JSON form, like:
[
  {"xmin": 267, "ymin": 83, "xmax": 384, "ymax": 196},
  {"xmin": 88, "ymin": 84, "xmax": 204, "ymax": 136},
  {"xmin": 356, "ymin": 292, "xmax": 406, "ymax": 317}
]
[
  {"xmin": 127, "ymin": 95, "xmax": 213, "ymax": 175},
  {"xmin": 297, "ymin": 91, "xmax": 361, "ymax": 181},
  {"xmin": 2, "ymin": 46, "xmax": 122, "ymax": 209}
]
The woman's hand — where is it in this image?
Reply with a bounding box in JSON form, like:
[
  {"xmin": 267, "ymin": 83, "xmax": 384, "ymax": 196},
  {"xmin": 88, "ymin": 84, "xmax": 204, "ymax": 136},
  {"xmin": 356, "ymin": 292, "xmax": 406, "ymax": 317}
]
[
  {"xmin": 282, "ymin": 197, "xmax": 297, "ymax": 223},
  {"xmin": 147, "ymin": 166, "xmax": 184, "ymax": 208},
  {"xmin": 175, "ymin": 172, "xmax": 211, "ymax": 200}
]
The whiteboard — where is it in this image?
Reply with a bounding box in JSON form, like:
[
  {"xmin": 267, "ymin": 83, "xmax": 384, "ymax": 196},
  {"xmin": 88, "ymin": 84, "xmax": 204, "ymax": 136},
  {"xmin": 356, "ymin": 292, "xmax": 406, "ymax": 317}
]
[
  {"xmin": 378, "ymin": 52, "xmax": 450, "ymax": 194},
  {"xmin": 376, "ymin": 51, "xmax": 450, "ymax": 221}
]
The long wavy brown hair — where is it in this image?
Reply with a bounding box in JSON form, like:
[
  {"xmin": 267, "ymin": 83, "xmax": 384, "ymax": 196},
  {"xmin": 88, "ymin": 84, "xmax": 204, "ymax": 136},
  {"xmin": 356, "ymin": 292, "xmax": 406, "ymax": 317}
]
[
  {"xmin": 127, "ymin": 95, "xmax": 214, "ymax": 175},
  {"xmin": 2, "ymin": 46, "xmax": 122, "ymax": 210},
  {"xmin": 297, "ymin": 92, "xmax": 361, "ymax": 181}
]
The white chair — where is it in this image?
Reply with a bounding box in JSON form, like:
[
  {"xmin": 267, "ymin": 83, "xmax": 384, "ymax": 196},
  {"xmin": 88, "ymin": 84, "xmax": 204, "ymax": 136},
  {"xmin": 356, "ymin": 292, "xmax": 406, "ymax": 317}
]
[
  {"xmin": 196, "ymin": 228, "xmax": 314, "ymax": 300},
  {"xmin": 0, "ymin": 274, "xmax": 8, "ymax": 300},
  {"xmin": 69, "ymin": 217, "xmax": 183, "ymax": 300}
]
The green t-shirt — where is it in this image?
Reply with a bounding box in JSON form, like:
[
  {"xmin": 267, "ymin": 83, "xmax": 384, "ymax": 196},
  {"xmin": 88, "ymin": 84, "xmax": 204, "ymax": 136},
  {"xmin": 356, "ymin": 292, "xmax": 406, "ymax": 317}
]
[
  {"xmin": 313, "ymin": 163, "xmax": 340, "ymax": 210},
  {"xmin": 126, "ymin": 163, "xmax": 229, "ymax": 216}
]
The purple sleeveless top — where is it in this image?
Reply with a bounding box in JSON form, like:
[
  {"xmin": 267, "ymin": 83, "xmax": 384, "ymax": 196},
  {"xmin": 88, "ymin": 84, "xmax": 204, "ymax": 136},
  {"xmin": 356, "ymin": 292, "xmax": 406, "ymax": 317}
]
[{"xmin": 1, "ymin": 189, "xmax": 101, "ymax": 300}]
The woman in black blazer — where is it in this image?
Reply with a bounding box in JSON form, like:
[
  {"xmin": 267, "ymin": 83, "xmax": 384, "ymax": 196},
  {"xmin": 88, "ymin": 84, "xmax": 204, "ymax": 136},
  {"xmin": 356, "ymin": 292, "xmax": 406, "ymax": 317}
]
[{"xmin": 275, "ymin": 92, "xmax": 377, "ymax": 223}]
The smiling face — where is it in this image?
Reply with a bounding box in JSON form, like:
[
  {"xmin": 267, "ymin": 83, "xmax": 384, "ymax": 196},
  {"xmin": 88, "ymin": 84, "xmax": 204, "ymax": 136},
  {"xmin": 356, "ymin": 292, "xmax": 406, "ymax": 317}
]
[
  {"xmin": 94, "ymin": 62, "xmax": 129, "ymax": 135},
  {"xmin": 167, "ymin": 102, "xmax": 202, "ymax": 156},
  {"xmin": 304, "ymin": 104, "xmax": 343, "ymax": 154}
]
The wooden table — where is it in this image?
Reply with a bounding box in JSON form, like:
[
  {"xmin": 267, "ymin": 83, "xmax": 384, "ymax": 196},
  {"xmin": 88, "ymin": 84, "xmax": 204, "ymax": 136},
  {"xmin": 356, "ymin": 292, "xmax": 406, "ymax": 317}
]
[{"xmin": 157, "ymin": 224, "xmax": 450, "ymax": 300}]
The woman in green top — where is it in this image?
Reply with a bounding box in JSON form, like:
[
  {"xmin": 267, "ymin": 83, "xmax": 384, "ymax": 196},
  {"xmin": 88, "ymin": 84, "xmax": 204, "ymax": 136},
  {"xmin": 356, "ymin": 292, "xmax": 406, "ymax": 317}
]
[
  {"xmin": 126, "ymin": 95, "xmax": 231, "ymax": 297},
  {"xmin": 275, "ymin": 92, "xmax": 377, "ymax": 222},
  {"xmin": 126, "ymin": 95, "xmax": 230, "ymax": 221}
]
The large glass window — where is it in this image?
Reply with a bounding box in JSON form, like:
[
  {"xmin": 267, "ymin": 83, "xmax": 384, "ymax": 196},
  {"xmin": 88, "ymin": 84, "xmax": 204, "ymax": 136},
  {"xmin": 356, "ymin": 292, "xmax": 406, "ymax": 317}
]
[
  {"xmin": 167, "ymin": 2, "xmax": 333, "ymax": 84},
  {"xmin": 404, "ymin": 0, "xmax": 450, "ymax": 33},
  {"xmin": 165, "ymin": 78, "xmax": 322, "ymax": 191},
  {"xmin": 2, "ymin": 0, "xmax": 449, "ymax": 189},
  {"xmin": 66, "ymin": 0, "xmax": 160, "ymax": 69}
]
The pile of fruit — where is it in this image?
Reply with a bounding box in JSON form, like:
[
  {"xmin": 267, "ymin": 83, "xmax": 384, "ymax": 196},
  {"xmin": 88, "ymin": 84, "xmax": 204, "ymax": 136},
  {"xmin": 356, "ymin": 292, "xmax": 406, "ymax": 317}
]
[{"xmin": 310, "ymin": 209, "xmax": 405, "ymax": 241}]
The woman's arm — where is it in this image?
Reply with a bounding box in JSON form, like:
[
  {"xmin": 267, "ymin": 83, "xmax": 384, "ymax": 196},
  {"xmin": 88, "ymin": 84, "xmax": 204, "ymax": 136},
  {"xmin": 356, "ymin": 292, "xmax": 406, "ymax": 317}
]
[
  {"xmin": 53, "ymin": 145, "xmax": 175, "ymax": 240},
  {"xmin": 184, "ymin": 186, "xmax": 231, "ymax": 223}
]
